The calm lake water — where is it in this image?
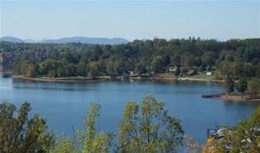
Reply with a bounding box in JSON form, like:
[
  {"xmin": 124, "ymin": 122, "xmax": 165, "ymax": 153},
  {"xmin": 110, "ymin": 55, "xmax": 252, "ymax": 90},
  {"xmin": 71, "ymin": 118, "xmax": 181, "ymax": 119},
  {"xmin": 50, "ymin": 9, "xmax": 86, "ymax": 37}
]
[{"xmin": 0, "ymin": 76, "xmax": 259, "ymax": 144}]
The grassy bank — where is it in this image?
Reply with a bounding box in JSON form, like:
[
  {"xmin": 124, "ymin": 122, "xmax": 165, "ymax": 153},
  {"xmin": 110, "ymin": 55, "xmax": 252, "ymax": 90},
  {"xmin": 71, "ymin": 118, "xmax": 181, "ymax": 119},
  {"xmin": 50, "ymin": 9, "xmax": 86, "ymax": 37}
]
[{"xmin": 154, "ymin": 73, "xmax": 224, "ymax": 83}]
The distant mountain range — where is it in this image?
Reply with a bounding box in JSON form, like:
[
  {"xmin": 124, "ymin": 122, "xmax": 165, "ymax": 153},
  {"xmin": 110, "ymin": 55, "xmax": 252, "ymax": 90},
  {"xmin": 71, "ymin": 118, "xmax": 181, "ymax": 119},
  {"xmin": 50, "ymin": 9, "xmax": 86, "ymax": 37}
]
[
  {"xmin": 0, "ymin": 36, "xmax": 24, "ymax": 43},
  {"xmin": 0, "ymin": 36, "xmax": 128, "ymax": 45}
]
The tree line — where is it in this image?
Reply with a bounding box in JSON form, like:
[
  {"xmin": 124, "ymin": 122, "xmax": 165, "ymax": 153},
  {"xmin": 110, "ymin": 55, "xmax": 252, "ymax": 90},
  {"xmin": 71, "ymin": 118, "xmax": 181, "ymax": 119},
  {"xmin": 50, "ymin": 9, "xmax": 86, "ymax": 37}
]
[
  {"xmin": 1, "ymin": 96, "xmax": 259, "ymax": 153},
  {"xmin": 0, "ymin": 38, "xmax": 260, "ymax": 94},
  {"xmin": 0, "ymin": 38, "xmax": 259, "ymax": 77}
]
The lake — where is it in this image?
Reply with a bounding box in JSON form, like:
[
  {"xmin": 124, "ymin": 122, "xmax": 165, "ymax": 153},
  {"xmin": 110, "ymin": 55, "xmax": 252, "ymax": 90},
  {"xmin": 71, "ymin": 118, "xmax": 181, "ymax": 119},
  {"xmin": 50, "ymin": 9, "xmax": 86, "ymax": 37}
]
[{"xmin": 0, "ymin": 76, "xmax": 259, "ymax": 145}]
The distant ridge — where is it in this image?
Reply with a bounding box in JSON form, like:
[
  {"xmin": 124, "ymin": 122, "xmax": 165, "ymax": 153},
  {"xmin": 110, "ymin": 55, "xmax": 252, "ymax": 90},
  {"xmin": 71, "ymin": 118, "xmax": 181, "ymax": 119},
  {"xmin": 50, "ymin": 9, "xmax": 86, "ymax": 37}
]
[
  {"xmin": 0, "ymin": 36, "xmax": 128, "ymax": 45},
  {"xmin": 0, "ymin": 36, "xmax": 24, "ymax": 43},
  {"xmin": 42, "ymin": 37, "xmax": 128, "ymax": 45}
]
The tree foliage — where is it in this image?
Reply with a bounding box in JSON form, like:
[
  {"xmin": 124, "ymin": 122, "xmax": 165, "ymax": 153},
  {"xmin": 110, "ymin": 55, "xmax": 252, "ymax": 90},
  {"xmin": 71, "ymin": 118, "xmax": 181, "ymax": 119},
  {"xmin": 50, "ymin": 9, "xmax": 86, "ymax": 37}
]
[
  {"xmin": 116, "ymin": 95, "xmax": 184, "ymax": 153},
  {"xmin": 52, "ymin": 96, "xmax": 184, "ymax": 153},
  {"xmin": 212, "ymin": 107, "xmax": 260, "ymax": 153},
  {"xmin": 1, "ymin": 97, "xmax": 259, "ymax": 153},
  {"xmin": 51, "ymin": 135, "xmax": 77, "ymax": 153},
  {"xmin": 1, "ymin": 38, "xmax": 258, "ymax": 79},
  {"xmin": 0, "ymin": 101, "xmax": 54, "ymax": 153},
  {"xmin": 81, "ymin": 103, "xmax": 113, "ymax": 153},
  {"xmin": 247, "ymin": 78, "xmax": 260, "ymax": 96},
  {"xmin": 52, "ymin": 103, "xmax": 113, "ymax": 153},
  {"xmin": 235, "ymin": 78, "xmax": 247, "ymax": 93},
  {"xmin": 186, "ymin": 107, "xmax": 260, "ymax": 153},
  {"xmin": 224, "ymin": 77, "xmax": 235, "ymax": 94}
]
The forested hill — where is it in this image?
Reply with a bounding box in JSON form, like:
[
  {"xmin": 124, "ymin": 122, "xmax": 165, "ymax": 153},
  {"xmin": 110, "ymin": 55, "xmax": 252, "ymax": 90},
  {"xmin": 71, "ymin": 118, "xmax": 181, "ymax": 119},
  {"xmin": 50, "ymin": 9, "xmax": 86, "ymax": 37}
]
[
  {"xmin": 0, "ymin": 36, "xmax": 24, "ymax": 43},
  {"xmin": 0, "ymin": 38, "xmax": 259, "ymax": 80}
]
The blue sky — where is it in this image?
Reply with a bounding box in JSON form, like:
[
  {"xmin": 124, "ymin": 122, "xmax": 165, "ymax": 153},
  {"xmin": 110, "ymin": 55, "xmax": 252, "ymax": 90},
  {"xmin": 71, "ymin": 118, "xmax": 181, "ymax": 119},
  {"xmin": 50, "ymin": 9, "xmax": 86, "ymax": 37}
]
[{"xmin": 0, "ymin": 0, "xmax": 259, "ymax": 41}]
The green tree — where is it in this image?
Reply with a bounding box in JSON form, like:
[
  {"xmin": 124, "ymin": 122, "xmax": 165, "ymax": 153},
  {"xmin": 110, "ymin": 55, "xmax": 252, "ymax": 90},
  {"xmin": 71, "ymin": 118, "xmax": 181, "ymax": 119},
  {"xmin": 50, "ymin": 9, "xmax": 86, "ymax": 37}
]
[
  {"xmin": 53, "ymin": 103, "xmax": 113, "ymax": 153},
  {"xmin": 116, "ymin": 95, "xmax": 184, "ymax": 153},
  {"xmin": 114, "ymin": 59, "xmax": 125, "ymax": 76},
  {"xmin": 106, "ymin": 58, "xmax": 115, "ymax": 76},
  {"xmin": 217, "ymin": 61, "xmax": 234, "ymax": 78},
  {"xmin": 0, "ymin": 101, "xmax": 54, "ymax": 153},
  {"xmin": 81, "ymin": 103, "xmax": 112, "ymax": 153},
  {"xmin": 64, "ymin": 63, "xmax": 76, "ymax": 77},
  {"xmin": 243, "ymin": 63, "xmax": 255, "ymax": 78},
  {"xmin": 201, "ymin": 51, "xmax": 216, "ymax": 66},
  {"xmin": 135, "ymin": 61, "xmax": 148, "ymax": 75},
  {"xmin": 87, "ymin": 61, "xmax": 100, "ymax": 78},
  {"xmin": 232, "ymin": 60, "xmax": 244, "ymax": 79},
  {"xmin": 25, "ymin": 62, "xmax": 37, "ymax": 77},
  {"xmin": 174, "ymin": 66, "xmax": 181, "ymax": 77},
  {"xmin": 235, "ymin": 78, "xmax": 247, "ymax": 93},
  {"xmin": 171, "ymin": 55, "xmax": 181, "ymax": 66},
  {"xmin": 213, "ymin": 107, "xmax": 260, "ymax": 153},
  {"xmin": 224, "ymin": 77, "xmax": 235, "ymax": 94},
  {"xmin": 77, "ymin": 59, "xmax": 87, "ymax": 77},
  {"xmin": 57, "ymin": 63, "xmax": 66, "ymax": 77},
  {"xmin": 181, "ymin": 53, "xmax": 194, "ymax": 68},
  {"xmin": 193, "ymin": 56, "xmax": 202, "ymax": 67},
  {"xmin": 184, "ymin": 135, "xmax": 202, "ymax": 153},
  {"xmin": 151, "ymin": 56, "xmax": 165, "ymax": 74},
  {"xmin": 247, "ymin": 78, "xmax": 260, "ymax": 96},
  {"xmin": 51, "ymin": 136, "xmax": 77, "ymax": 153},
  {"xmin": 3, "ymin": 38, "xmax": 260, "ymax": 81},
  {"xmin": 12, "ymin": 60, "xmax": 23, "ymax": 75},
  {"xmin": 38, "ymin": 59, "xmax": 58, "ymax": 76},
  {"xmin": 255, "ymin": 63, "xmax": 260, "ymax": 78}
]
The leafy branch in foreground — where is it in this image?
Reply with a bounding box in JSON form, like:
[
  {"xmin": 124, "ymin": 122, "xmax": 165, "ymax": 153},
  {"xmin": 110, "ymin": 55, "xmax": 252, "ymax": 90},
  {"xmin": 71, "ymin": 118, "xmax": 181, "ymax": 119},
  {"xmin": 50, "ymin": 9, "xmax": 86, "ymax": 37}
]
[
  {"xmin": 53, "ymin": 96, "xmax": 184, "ymax": 153},
  {"xmin": 52, "ymin": 102, "xmax": 113, "ymax": 153},
  {"xmin": 116, "ymin": 95, "xmax": 184, "ymax": 153},
  {"xmin": 0, "ymin": 101, "xmax": 54, "ymax": 153},
  {"xmin": 213, "ymin": 107, "xmax": 260, "ymax": 153},
  {"xmin": 185, "ymin": 107, "xmax": 260, "ymax": 153}
]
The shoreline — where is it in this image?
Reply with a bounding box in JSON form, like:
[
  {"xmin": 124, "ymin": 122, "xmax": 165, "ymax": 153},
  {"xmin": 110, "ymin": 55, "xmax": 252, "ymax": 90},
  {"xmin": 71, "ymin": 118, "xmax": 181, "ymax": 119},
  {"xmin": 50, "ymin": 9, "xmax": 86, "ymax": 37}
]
[
  {"xmin": 11, "ymin": 75, "xmax": 225, "ymax": 83},
  {"xmin": 9, "ymin": 75, "xmax": 260, "ymax": 102},
  {"xmin": 217, "ymin": 94, "xmax": 260, "ymax": 102},
  {"xmin": 152, "ymin": 76, "xmax": 224, "ymax": 83},
  {"xmin": 12, "ymin": 75, "xmax": 109, "ymax": 83},
  {"xmin": 202, "ymin": 93, "xmax": 260, "ymax": 102}
]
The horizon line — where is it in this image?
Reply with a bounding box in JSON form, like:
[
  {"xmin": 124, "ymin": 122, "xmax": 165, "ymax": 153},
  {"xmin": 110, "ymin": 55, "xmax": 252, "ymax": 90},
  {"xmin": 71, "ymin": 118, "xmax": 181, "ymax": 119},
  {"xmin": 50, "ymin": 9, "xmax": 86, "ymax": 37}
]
[{"xmin": 1, "ymin": 35, "xmax": 260, "ymax": 42}]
